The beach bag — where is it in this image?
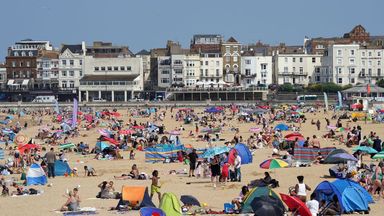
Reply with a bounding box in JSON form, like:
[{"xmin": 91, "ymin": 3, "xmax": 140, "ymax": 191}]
[{"xmin": 29, "ymin": 188, "xmax": 38, "ymax": 195}]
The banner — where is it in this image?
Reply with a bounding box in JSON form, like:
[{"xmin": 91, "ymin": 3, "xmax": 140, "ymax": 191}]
[
  {"xmin": 337, "ymin": 91, "xmax": 342, "ymax": 107},
  {"xmin": 323, "ymin": 92, "xmax": 329, "ymax": 110},
  {"xmin": 71, "ymin": 98, "xmax": 78, "ymax": 128}
]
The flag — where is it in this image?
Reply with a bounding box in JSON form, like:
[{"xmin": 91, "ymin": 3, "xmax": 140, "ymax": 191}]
[
  {"xmin": 53, "ymin": 99, "xmax": 60, "ymax": 114},
  {"xmin": 337, "ymin": 91, "xmax": 343, "ymax": 107},
  {"xmin": 367, "ymin": 84, "xmax": 371, "ymax": 95},
  {"xmin": 323, "ymin": 92, "xmax": 329, "ymax": 110},
  {"xmin": 71, "ymin": 98, "xmax": 78, "ymax": 128}
]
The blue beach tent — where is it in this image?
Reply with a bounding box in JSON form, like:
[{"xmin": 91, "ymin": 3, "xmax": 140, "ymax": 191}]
[
  {"xmin": 54, "ymin": 160, "xmax": 72, "ymax": 176},
  {"xmin": 234, "ymin": 143, "xmax": 253, "ymax": 164},
  {"xmin": 26, "ymin": 163, "xmax": 47, "ymax": 186},
  {"xmin": 274, "ymin": 123, "xmax": 289, "ymax": 131}
]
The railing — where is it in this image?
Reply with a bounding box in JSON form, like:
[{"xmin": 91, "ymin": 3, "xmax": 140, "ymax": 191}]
[
  {"xmin": 166, "ymin": 86, "xmax": 268, "ymax": 92},
  {"xmin": 278, "ymin": 71, "xmax": 308, "ymax": 76}
]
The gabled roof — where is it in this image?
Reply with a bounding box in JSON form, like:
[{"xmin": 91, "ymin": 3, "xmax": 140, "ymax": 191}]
[
  {"xmin": 136, "ymin": 49, "xmax": 150, "ymax": 55},
  {"xmin": 60, "ymin": 44, "xmax": 83, "ymax": 54},
  {"xmin": 227, "ymin": 37, "xmax": 238, "ymax": 43}
]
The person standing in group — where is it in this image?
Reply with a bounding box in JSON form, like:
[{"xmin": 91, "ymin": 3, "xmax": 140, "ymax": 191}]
[
  {"xmin": 44, "ymin": 148, "xmax": 56, "ymax": 178},
  {"xmin": 210, "ymin": 155, "xmax": 221, "ymax": 188},
  {"xmin": 188, "ymin": 149, "xmax": 198, "ymax": 177},
  {"xmin": 294, "ymin": 175, "xmax": 311, "ymax": 202},
  {"xmin": 306, "ymin": 193, "xmax": 319, "ymax": 216},
  {"xmin": 234, "ymin": 151, "xmax": 242, "ymax": 182}
]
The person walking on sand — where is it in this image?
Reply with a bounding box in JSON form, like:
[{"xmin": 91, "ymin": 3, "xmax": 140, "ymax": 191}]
[
  {"xmin": 188, "ymin": 149, "xmax": 198, "ymax": 177},
  {"xmin": 44, "ymin": 148, "xmax": 56, "ymax": 178},
  {"xmin": 210, "ymin": 155, "xmax": 221, "ymax": 188},
  {"xmin": 150, "ymin": 170, "xmax": 161, "ymax": 202},
  {"xmin": 294, "ymin": 175, "xmax": 311, "ymax": 202}
]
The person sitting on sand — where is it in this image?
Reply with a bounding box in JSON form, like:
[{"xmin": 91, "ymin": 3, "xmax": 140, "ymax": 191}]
[
  {"xmin": 97, "ymin": 181, "xmax": 118, "ymax": 199},
  {"xmin": 114, "ymin": 164, "xmax": 140, "ymax": 180},
  {"xmin": 61, "ymin": 188, "xmax": 80, "ymax": 211},
  {"xmin": 84, "ymin": 165, "xmax": 96, "ymax": 176},
  {"xmin": 232, "ymin": 186, "xmax": 249, "ymax": 211}
]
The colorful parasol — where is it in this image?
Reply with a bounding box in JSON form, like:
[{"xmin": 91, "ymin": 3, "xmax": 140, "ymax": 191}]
[{"xmin": 259, "ymin": 159, "xmax": 289, "ymax": 169}]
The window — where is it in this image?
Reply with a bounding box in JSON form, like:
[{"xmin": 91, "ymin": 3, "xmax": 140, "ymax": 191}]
[
  {"xmin": 316, "ymin": 76, "xmax": 320, "ymax": 82},
  {"xmin": 107, "ymin": 67, "xmax": 112, "ymax": 71},
  {"xmin": 338, "ymin": 78, "xmax": 343, "ymax": 84},
  {"xmin": 62, "ymin": 71, "xmax": 67, "ymax": 76},
  {"xmin": 292, "ymin": 58, "xmax": 296, "ymax": 63},
  {"xmin": 299, "ymin": 58, "xmax": 303, "ymax": 63},
  {"xmin": 70, "ymin": 60, "xmax": 74, "ymax": 66},
  {"xmin": 69, "ymin": 71, "xmax": 74, "ymax": 76},
  {"xmin": 62, "ymin": 81, "xmax": 67, "ymax": 88},
  {"xmin": 245, "ymin": 69, "xmax": 251, "ymax": 76},
  {"xmin": 127, "ymin": 66, "xmax": 132, "ymax": 71},
  {"xmin": 200, "ymin": 61, "xmax": 203, "ymax": 66},
  {"xmin": 378, "ymin": 68, "xmax": 381, "ymax": 77},
  {"xmin": 362, "ymin": 60, "xmax": 365, "ymax": 66},
  {"xmin": 337, "ymin": 68, "xmax": 342, "ymax": 74},
  {"xmin": 245, "ymin": 59, "xmax": 251, "ymax": 64},
  {"xmin": 62, "ymin": 60, "xmax": 66, "ymax": 65},
  {"xmin": 349, "ymin": 58, "xmax": 355, "ymax": 65},
  {"xmin": 174, "ymin": 60, "xmax": 182, "ymax": 65},
  {"xmin": 261, "ymin": 64, "xmax": 267, "ymax": 70},
  {"xmin": 216, "ymin": 61, "xmax": 220, "ymax": 66},
  {"xmin": 21, "ymin": 51, "xmax": 26, "ymax": 57},
  {"xmin": 69, "ymin": 81, "xmax": 75, "ymax": 88},
  {"xmin": 350, "ymin": 68, "xmax": 355, "ymax": 74},
  {"xmin": 293, "ymin": 67, "xmax": 296, "ymax": 72},
  {"xmin": 369, "ymin": 52, "xmax": 372, "ymax": 57},
  {"xmin": 114, "ymin": 66, "xmax": 118, "ymax": 71},
  {"xmin": 284, "ymin": 67, "xmax": 288, "ymax": 73},
  {"xmin": 79, "ymin": 70, "xmax": 83, "ymax": 76},
  {"xmin": 28, "ymin": 51, "xmax": 33, "ymax": 56},
  {"xmin": 378, "ymin": 61, "xmax": 381, "ymax": 66},
  {"xmin": 14, "ymin": 52, "xmax": 19, "ymax": 57},
  {"xmin": 161, "ymin": 78, "xmax": 169, "ymax": 83},
  {"xmin": 368, "ymin": 68, "xmax": 372, "ymax": 76},
  {"xmin": 26, "ymin": 61, "xmax": 30, "ymax": 67},
  {"xmin": 362, "ymin": 52, "xmax": 366, "ymax": 57},
  {"xmin": 205, "ymin": 61, "xmax": 208, "ymax": 66},
  {"xmin": 205, "ymin": 69, "xmax": 208, "ymax": 76},
  {"xmin": 173, "ymin": 77, "xmax": 183, "ymax": 82},
  {"xmin": 337, "ymin": 58, "xmax": 342, "ymax": 65},
  {"xmin": 225, "ymin": 56, "xmax": 230, "ymax": 62},
  {"xmin": 120, "ymin": 66, "xmax": 125, "ymax": 70},
  {"xmin": 378, "ymin": 51, "xmax": 381, "ymax": 57},
  {"xmin": 369, "ymin": 61, "xmax": 372, "ymax": 66},
  {"xmin": 200, "ymin": 69, "xmax": 203, "ymax": 76},
  {"xmin": 175, "ymin": 69, "xmax": 182, "ymax": 74},
  {"xmin": 350, "ymin": 50, "xmax": 355, "ymax": 56},
  {"xmin": 351, "ymin": 78, "xmax": 355, "ymax": 84},
  {"xmin": 233, "ymin": 56, "xmax": 238, "ymax": 62},
  {"xmin": 100, "ymin": 67, "xmax": 105, "ymax": 71},
  {"xmin": 12, "ymin": 61, "xmax": 16, "ymax": 67},
  {"xmin": 161, "ymin": 70, "xmax": 170, "ymax": 75},
  {"xmin": 361, "ymin": 68, "xmax": 366, "ymax": 77},
  {"xmin": 79, "ymin": 60, "xmax": 82, "ymax": 65},
  {"xmin": 316, "ymin": 68, "xmax": 320, "ymax": 73},
  {"xmin": 225, "ymin": 46, "xmax": 230, "ymax": 53},
  {"xmin": 233, "ymin": 46, "xmax": 238, "ymax": 52},
  {"xmin": 216, "ymin": 69, "xmax": 220, "ymax": 76},
  {"xmin": 299, "ymin": 67, "xmax": 303, "ymax": 74},
  {"xmin": 95, "ymin": 67, "xmax": 99, "ymax": 71},
  {"xmin": 312, "ymin": 57, "xmax": 316, "ymax": 63},
  {"xmin": 284, "ymin": 57, "xmax": 288, "ymax": 63},
  {"xmin": 337, "ymin": 50, "xmax": 342, "ymax": 56}
]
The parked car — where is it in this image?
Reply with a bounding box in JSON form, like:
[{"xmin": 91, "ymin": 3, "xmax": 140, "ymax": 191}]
[{"xmin": 32, "ymin": 96, "xmax": 57, "ymax": 103}]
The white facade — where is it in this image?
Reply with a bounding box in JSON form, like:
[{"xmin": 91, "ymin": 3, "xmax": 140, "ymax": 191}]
[
  {"xmin": 241, "ymin": 55, "xmax": 272, "ymax": 87},
  {"xmin": 59, "ymin": 47, "xmax": 85, "ymax": 91},
  {"xmin": 184, "ymin": 54, "xmax": 200, "ymax": 87},
  {"xmin": 36, "ymin": 54, "xmax": 59, "ymax": 89},
  {"xmin": 274, "ymin": 53, "xmax": 322, "ymax": 86},
  {"xmin": 317, "ymin": 44, "xmax": 384, "ymax": 85},
  {"xmin": 0, "ymin": 67, "xmax": 6, "ymax": 89},
  {"xmin": 157, "ymin": 56, "xmax": 172, "ymax": 88},
  {"xmin": 199, "ymin": 54, "xmax": 223, "ymax": 85}
]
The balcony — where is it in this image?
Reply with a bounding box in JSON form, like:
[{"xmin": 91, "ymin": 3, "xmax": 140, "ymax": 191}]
[
  {"xmin": 243, "ymin": 73, "xmax": 257, "ymax": 78},
  {"xmin": 278, "ymin": 71, "xmax": 308, "ymax": 76}
]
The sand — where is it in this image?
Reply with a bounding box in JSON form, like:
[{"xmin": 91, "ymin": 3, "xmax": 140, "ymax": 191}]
[{"xmin": 0, "ymin": 107, "xmax": 383, "ymax": 216}]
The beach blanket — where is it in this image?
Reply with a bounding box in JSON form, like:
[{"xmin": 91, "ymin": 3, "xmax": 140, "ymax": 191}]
[
  {"xmin": 56, "ymin": 207, "xmax": 97, "ymax": 215},
  {"xmin": 293, "ymin": 147, "xmax": 336, "ymax": 162},
  {"xmin": 145, "ymin": 144, "xmax": 185, "ymax": 162}
]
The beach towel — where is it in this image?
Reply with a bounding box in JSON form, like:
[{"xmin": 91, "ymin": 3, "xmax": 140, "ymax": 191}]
[{"xmin": 293, "ymin": 147, "xmax": 336, "ymax": 162}]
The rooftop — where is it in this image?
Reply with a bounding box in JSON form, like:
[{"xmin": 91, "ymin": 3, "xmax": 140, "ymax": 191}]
[{"xmin": 60, "ymin": 44, "xmax": 84, "ymax": 54}]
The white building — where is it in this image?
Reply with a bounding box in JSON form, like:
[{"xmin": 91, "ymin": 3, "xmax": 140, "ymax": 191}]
[
  {"xmin": 59, "ymin": 43, "xmax": 86, "ymax": 93},
  {"xmin": 317, "ymin": 44, "xmax": 384, "ymax": 85},
  {"xmin": 241, "ymin": 52, "xmax": 272, "ymax": 87},
  {"xmin": 199, "ymin": 53, "xmax": 223, "ymax": 85},
  {"xmin": 36, "ymin": 50, "xmax": 59, "ymax": 90},
  {"xmin": 79, "ymin": 42, "xmax": 143, "ymax": 102},
  {"xmin": 184, "ymin": 54, "xmax": 200, "ymax": 87},
  {"xmin": 274, "ymin": 52, "xmax": 322, "ymax": 86},
  {"xmin": 0, "ymin": 65, "xmax": 6, "ymax": 90},
  {"xmin": 157, "ymin": 56, "xmax": 172, "ymax": 88}
]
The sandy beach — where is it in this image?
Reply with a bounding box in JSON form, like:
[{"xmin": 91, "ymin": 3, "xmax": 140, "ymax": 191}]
[{"xmin": 0, "ymin": 106, "xmax": 383, "ymax": 216}]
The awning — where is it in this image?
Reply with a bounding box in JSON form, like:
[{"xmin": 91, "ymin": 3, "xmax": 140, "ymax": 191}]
[
  {"xmin": 7, "ymin": 80, "xmax": 14, "ymax": 85},
  {"xmin": 21, "ymin": 79, "xmax": 29, "ymax": 85}
]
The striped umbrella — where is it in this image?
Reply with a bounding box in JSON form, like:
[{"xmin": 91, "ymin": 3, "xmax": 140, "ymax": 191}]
[
  {"xmin": 373, "ymin": 151, "xmax": 384, "ymax": 159},
  {"xmin": 260, "ymin": 159, "xmax": 289, "ymax": 169},
  {"xmin": 353, "ymin": 146, "xmax": 378, "ymax": 154}
]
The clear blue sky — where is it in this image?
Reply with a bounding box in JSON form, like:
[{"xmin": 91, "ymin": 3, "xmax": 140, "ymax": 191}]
[{"xmin": 1, "ymin": 0, "xmax": 383, "ymax": 60}]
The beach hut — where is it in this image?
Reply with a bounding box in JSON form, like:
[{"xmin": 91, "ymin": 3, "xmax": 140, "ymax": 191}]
[
  {"xmin": 313, "ymin": 180, "xmax": 371, "ymax": 213},
  {"xmin": 26, "ymin": 163, "xmax": 47, "ymax": 186},
  {"xmin": 159, "ymin": 193, "xmax": 182, "ymax": 216},
  {"xmin": 54, "ymin": 160, "xmax": 72, "ymax": 176}
]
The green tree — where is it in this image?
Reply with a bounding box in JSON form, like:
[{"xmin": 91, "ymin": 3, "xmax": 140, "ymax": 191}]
[
  {"xmin": 279, "ymin": 83, "xmax": 293, "ymax": 92},
  {"xmin": 377, "ymin": 79, "xmax": 384, "ymax": 88}
]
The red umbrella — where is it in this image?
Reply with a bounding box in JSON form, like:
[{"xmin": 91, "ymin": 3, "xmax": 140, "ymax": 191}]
[
  {"xmin": 18, "ymin": 144, "xmax": 40, "ymax": 154},
  {"xmin": 351, "ymin": 103, "xmax": 363, "ymax": 109},
  {"xmin": 285, "ymin": 132, "xmax": 304, "ymax": 139},
  {"xmin": 102, "ymin": 137, "xmax": 119, "ymax": 145},
  {"xmin": 110, "ymin": 112, "xmax": 121, "ymax": 117},
  {"xmin": 280, "ymin": 193, "xmax": 311, "ymax": 216},
  {"xmin": 119, "ymin": 129, "xmax": 135, "ymax": 135},
  {"xmin": 131, "ymin": 125, "xmax": 144, "ymax": 130}
]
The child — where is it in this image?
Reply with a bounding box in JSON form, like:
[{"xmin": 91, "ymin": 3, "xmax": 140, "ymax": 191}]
[
  {"xmin": 150, "ymin": 170, "xmax": 161, "ymax": 202},
  {"xmin": 221, "ymin": 163, "xmax": 229, "ymax": 182},
  {"xmin": 2, "ymin": 185, "xmax": 9, "ymax": 196},
  {"xmin": 84, "ymin": 166, "xmax": 96, "ymax": 176}
]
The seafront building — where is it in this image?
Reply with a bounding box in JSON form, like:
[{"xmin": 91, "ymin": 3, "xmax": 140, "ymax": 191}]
[{"xmin": 1, "ymin": 25, "xmax": 384, "ymax": 101}]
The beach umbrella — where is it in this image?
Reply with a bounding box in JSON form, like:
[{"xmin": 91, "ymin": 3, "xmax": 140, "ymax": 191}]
[
  {"xmin": 15, "ymin": 134, "xmax": 28, "ymax": 144},
  {"xmin": 353, "ymin": 146, "xmax": 378, "ymax": 154},
  {"xmin": 351, "ymin": 103, "xmax": 363, "ymax": 109},
  {"xmin": 180, "ymin": 195, "xmax": 201, "ymax": 206},
  {"xmin": 260, "ymin": 159, "xmax": 288, "ymax": 169},
  {"xmin": 285, "ymin": 133, "xmax": 305, "ymax": 141},
  {"xmin": 249, "ymin": 127, "xmax": 262, "ymax": 133},
  {"xmin": 250, "ymin": 196, "xmax": 285, "ymax": 216},
  {"xmin": 336, "ymin": 127, "xmax": 347, "ymax": 132},
  {"xmin": 279, "ymin": 193, "xmax": 311, "ymax": 216},
  {"xmin": 132, "ymin": 125, "xmax": 145, "ymax": 130},
  {"xmin": 372, "ymin": 151, "xmax": 384, "ymax": 159},
  {"xmin": 98, "ymin": 129, "xmax": 111, "ymax": 137},
  {"xmin": 202, "ymin": 146, "xmax": 230, "ymax": 159},
  {"xmin": 330, "ymin": 153, "xmax": 358, "ymax": 162},
  {"xmin": 5, "ymin": 115, "xmax": 14, "ymax": 120},
  {"xmin": 168, "ymin": 130, "xmax": 181, "ymax": 135},
  {"xmin": 119, "ymin": 129, "xmax": 135, "ymax": 135},
  {"xmin": 274, "ymin": 123, "xmax": 289, "ymax": 131},
  {"xmin": 327, "ymin": 125, "xmax": 337, "ymax": 130}
]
